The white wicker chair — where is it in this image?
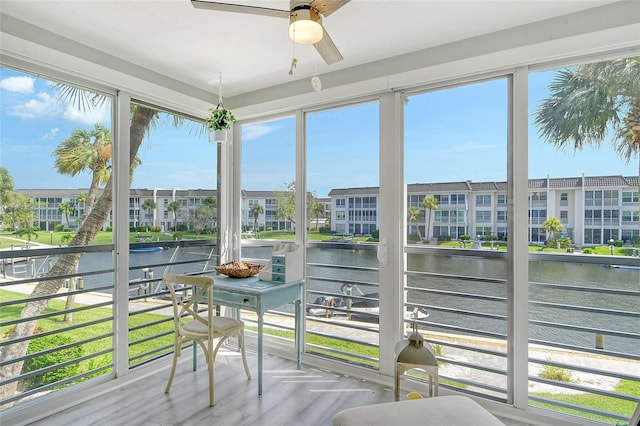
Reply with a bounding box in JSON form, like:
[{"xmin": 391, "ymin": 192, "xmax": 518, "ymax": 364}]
[{"xmin": 163, "ymin": 273, "xmax": 251, "ymax": 406}]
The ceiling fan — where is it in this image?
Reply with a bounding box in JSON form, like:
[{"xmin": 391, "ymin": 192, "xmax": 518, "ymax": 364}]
[{"xmin": 191, "ymin": 0, "xmax": 350, "ymax": 65}]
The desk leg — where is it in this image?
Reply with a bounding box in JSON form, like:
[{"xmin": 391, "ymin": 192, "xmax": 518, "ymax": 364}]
[
  {"xmin": 192, "ymin": 342, "xmax": 197, "ymax": 371},
  {"xmin": 258, "ymin": 313, "xmax": 263, "ymax": 396},
  {"xmin": 295, "ymin": 299, "xmax": 301, "ymax": 369}
]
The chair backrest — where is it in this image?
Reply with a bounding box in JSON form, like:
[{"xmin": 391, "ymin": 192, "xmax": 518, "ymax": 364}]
[{"xmin": 163, "ymin": 273, "xmax": 214, "ymax": 334}]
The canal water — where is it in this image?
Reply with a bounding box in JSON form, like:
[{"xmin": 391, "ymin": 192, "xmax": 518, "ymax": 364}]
[{"xmin": 7, "ymin": 243, "xmax": 639, "ymax": 355}]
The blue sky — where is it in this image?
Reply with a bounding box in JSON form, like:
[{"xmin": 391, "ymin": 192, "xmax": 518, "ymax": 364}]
[{"xmin": 0, "ymin": 66, "xmax": 635, "ymax": 199}]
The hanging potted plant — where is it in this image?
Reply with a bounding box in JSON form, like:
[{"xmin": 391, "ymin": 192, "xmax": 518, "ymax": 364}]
[{"xmin": 206, "ymin": 103, "xmax": 236, "ymax": 143}]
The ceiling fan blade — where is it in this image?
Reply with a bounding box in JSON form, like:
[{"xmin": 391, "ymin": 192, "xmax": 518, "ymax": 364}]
[
  {"xmin": 191, "ymin": 1, "xmax": 290, "ymax": 19},
  {"xmin": 314, "ymin": 27, "xmax": 343, "ymax": 65},
  {"xmin": 309, "ymin": 0, "xmax": 350, "ymax": 17}
]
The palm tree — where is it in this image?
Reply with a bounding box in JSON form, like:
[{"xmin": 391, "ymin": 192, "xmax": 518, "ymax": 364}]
[
  {"xmin": 0, "ymin": 88, "xmax": 161, "ymax": 402},
  {"xmin": 249, "ymin": 203, "xmax": 264, "ymax": 232},
  {"xmin": 422, "ymin": 195, "xmax": 439, "ymax": 241},
  {"xmin": 57, "ymin": 201, "xmax": 75, "ymax": 229},
  {"xmin": 534, "ymin": 57, "xmax": 640, "ymax": 236},
  {"xmin": 407, "ymin": 206, "xmax": 423, "ymax": 241},
  {"xmin": 141, "ymin": 199, "xmax": 156, "ymax": 227},
  {"xmin": 542, "ymin": 217, "xmax": 563, "ymax": 241},
  {"xmin": 53, "ymin": 123, "xmax": 112, "ymax": 223},
  {"xmin": 167, "ymin": 201, "xmax": 181, "ymax": 232}
]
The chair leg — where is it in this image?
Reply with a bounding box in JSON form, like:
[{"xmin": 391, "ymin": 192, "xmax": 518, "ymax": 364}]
[
  {"xmin": 208, "ymin": 347, "xmax": 215, "ymax": 407},
  {"xmin": 239, "ymin": 329, "xmax": 251, "ymax": 380},
  {"xmin": 165, "ymin": 340, "xmax": 181, "ymax": 394}
]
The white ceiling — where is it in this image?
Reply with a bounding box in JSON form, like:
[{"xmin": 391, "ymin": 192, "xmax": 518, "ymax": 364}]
[{"xmin": 1, "ymin": 0, "xmax": 637, "ymax": 117}]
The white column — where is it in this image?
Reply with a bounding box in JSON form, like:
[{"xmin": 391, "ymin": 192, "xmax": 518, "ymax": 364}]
[
  {"xmin": 508, "ymin": 67, "xmax": 530, "ymax": 408},
  {"xmin": 378, "ymin": 92, "xmax": 405, "ymax": 377},
  {"xmin": 114, "ymin": 91, "xmax": 131, "ymax": 377}
]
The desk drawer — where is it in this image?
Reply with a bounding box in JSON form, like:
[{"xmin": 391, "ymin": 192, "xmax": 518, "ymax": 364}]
[
  {"xmin": 271, "ymin": 273, "xmax": 286, "ymax": 283},
  {"xmin": 214, "ymin": 291, "xmax": 258, "ymax": 309},
  {"xmin": 272, "ymin": 255, "xmax": 285, "ymax": 265},
  {"xmin": 272, "ymin": 264, "xmax": 286, "ymax": 274}
]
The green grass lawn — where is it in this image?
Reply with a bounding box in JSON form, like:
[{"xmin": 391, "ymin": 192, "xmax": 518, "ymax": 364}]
[{"xmin": 531, "ymin": 378, "xmax": 640, "ymax": 423}]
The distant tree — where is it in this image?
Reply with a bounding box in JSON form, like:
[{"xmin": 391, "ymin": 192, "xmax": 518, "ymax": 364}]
[
  {"xmin": 192, "ymin": 204, "xmax": 215, "ymax": 237},
  {"xmin": 407, "ymin": 206, "xmax": 423, "ymax": 241},
  {"xmin": 274, "ymin": 181, "xmax": 317, "ymax": 230},
  {"xmin": 534, "ymin": 57, "xmax": 640, "ymax": 234},
  {"xmin": 4, "ymin": 193, "xmax": 41, "ymax": 233},
  {"xmin": 249, "ymin": 203, "xmax": 264, "ymax": 231},
  {"xmin": 76, "ymin": 192, "xmax": 88, "ymax": 227},
  {"xmin": 141, "ymin": 199, "xmax": 156, "ymax": 226},
  {"xmin": 0, "ymin": 167, "xmax": 14, "ymax": 218},
  {"xmin": 57, "ymin": 201, "xmax": 75, "ymax": 229},
  {"xmin": 422, "ymin": 195, "xmax": 439, "ymax": 240},
  {"xmin": 167, "ymin": 201, "xmax": 181, "ymax": 231},
  {"xmin": 311, "ymin": 201, "xmax": 324, "ymax": 229},
  {"xmin": 542, "ymin": 217, "xmax": 563, "ymax": 240}
]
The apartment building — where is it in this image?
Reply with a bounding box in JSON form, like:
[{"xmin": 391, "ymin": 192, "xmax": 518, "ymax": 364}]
[
  {"xmin": 331, "ymin": 174, "xmax": 639, "ymax": 246},
  {"xmin": 16, "ymin": 174, "xmax": 638, "ymax": 246}
]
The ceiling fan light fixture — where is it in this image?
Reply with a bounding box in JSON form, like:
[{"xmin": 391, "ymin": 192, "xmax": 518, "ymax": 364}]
[{"xmin": 289, "ymin": 7, "xmax": 323, "ymax": 44}]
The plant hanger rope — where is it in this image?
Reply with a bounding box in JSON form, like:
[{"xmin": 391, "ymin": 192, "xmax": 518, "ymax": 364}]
[{"xmin": 217, "ymin": 72, "xmax": 223, "ymax": 109}]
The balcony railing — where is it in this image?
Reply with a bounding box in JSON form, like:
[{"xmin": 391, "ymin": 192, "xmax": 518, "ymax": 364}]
[{"xmin": 1, "ymin": 239, "xmax": 638, "ymax": 424}]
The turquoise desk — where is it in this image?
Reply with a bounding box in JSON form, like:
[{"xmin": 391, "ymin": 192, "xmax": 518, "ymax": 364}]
[{"xmin": 196, "ymin": 275, "xmax": 303, "ymax": 395}]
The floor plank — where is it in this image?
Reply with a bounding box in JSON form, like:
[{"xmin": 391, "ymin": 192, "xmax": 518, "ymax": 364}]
[{"xmin": 28, "ymin": 350, "xmax": 393, "ymax": 426}]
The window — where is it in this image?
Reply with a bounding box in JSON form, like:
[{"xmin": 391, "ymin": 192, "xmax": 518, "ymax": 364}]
[
  {"xmin": 434, "ymin": 194, "xmax": 449, "ymax": 205},
  {"xmin": 584, "ymin": 209, "xmax": 602, "ymax": 226},
  {"xmin": 451, "ymin": 194, "xmax": 466, "ymax": 205},
  {"xmin": 475, "ymin": 211, "xmax": 491, "ymax": 222},
  {"xmin": 622, "ymin": 211, "xmax": 639, "ymax": 222},
  {"xmin": 497, "ymin": 194, "xmax": 507, "ymax": 206},
  {"xmin": 560, "ymin": 210, "xmax": 568, "ymax": 224},
  {"xmin": 560, "ymin": 192, "xmax": 568, "ymax": 206},
  {"xmin": 497, "ymin": 211, "xmax": 507, "ymax": 222},
  {"xmin": 585, "ymin": 190, "xmax": 603, "ymax": 207},
  {"xmin": 242, "ymin": 117, "xmax": 295, "ymax": 234},
  {"xmin": 475, "ymin": 226, "xmax": 491, "ymax": 237},
  {"xmin": 476, "ymin": 194, "xmax": 491, "ymax": 206},
  {"xmin": 603, "ymin": 190, "xmax": 618, "ymax": 206},
  {"xmin": 622, "ymin": 191, "xmax": 638, "ymax": 203}
]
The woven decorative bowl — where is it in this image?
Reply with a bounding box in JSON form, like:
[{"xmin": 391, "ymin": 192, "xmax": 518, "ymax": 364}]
[{"xmin": 215, "ymin": 261, "xmax": 264, "ymax": 278}]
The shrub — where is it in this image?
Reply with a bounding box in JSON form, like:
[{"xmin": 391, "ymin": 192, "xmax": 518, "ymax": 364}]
[
  {"xmin": 371, "ymin": 229, "xmax": 379, "ymax": 239},
  {"xmin": 319, "ymin": 226, "xmax": 332, "ymax": 234},
  {"xmin": 23, "ymin": 334, "xmax": 84, "ymax": 390},
  {"xmin": 546, "ymin": 237, "xmax": 572, "ymax": 248},
  {"xmin": 539, "ymin": 360, "xmax": 573, "ymax": 382},
  {"xmin": 407, "ymin": 233, "xmax": 420, "ymax": 242},
  {"xmin": 54, "ymin": 224, "xmax": 64, "ymax": 232},
  {"xmin": 582, "ymin": 248, "xmax": 593, "ymax": 254}
]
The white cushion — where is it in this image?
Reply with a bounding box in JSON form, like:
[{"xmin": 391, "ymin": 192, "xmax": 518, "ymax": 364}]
[{"xmin": 332, "ymin": 395, "xmax": 505, "ymax": 426}]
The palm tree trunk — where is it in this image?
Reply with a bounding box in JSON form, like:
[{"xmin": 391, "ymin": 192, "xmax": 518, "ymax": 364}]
[
  {"xmin": 80, "ymin": 173, "xmax": 102, "ymax": 227},
  {"xmin": 0, "ymin": 106, "xmax": 156, "ymax": 404}
]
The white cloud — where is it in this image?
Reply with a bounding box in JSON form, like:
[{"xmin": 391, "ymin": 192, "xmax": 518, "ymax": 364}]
[
  {"xmin": 242, "ymin": 123, "xmax": 279, "ymax": 141},
  {"xmin": 42, "ymin": 128, "xmax": 60, "ymax": 140},
  {"xmin": 0, "ymin": 76, "xmax": 35, "ymax": 94},
  {"xmin": 9, "ymin": 91, "xmax": 62, "ymax": 119},
  {"xmin": 63, "ymin": 103, "xmax": 110, "ymax": 125}
]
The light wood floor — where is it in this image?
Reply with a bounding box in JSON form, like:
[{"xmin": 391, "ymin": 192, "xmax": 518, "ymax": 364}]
[{"xmin": 27, "ymin": 350, "xmax": 394, "ymax": 426}]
